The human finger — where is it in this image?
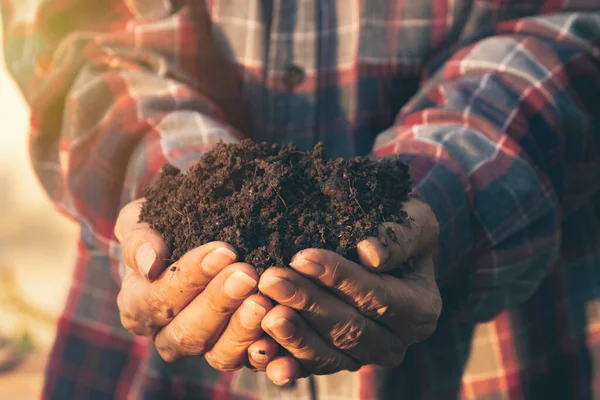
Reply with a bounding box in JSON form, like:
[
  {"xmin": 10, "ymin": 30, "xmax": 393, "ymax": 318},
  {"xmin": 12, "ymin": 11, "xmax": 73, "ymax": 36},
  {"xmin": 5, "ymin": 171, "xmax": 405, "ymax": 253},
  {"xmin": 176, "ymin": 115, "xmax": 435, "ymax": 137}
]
[
  {"xmin": 289, "ymin": 248, "xmax": 388, "ymax": 318},
  {"xmin": 117, "ymin": 242, "xmax": 237, "ymax": 336},
  {"xmin": 259, "ymin": 269, "xmax": 404, "ymax": 366},
  {"xmin": 204, "ymin": 293, "xmax": 273, "ymax": 371},
  {"xmin": 266, "ymin": 356, "xmax": 308, "ymax": 386},
  {"xmin": 247, "ymin": 337, "xmax": 280, "ymax": 371},
  {"xmin": 289, "ymin": 249, "xmax": 440, "ymax": 340},
  {"xmin": 261, "ymin": 305, "xmax": 361, "ymax": 375},
  {"xmin": 154, "ymin": 263, "xmax": 258, "ymax": 362},
  {"xmin": 357, "ymin": 197, "xmax": 439, "ymax": 272},
  {"xmin": 115, "ymin": 198, "xmax": 169, "ymax": 280}
]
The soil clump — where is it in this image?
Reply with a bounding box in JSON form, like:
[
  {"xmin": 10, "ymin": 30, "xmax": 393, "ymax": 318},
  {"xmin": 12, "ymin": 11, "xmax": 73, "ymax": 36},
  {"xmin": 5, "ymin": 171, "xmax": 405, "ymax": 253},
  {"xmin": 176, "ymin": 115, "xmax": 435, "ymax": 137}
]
[{"xmin": 140, "ymin": 140, "xmax": 411, "ymax": 273}]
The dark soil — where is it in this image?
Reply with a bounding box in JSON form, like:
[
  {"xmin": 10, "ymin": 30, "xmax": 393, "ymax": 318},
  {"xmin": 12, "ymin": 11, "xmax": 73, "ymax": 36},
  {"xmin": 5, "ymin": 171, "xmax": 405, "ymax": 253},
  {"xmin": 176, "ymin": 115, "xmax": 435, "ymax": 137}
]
[{"xmin": 140, "ymin": 140, "xmax": 411, "ymax": 274}]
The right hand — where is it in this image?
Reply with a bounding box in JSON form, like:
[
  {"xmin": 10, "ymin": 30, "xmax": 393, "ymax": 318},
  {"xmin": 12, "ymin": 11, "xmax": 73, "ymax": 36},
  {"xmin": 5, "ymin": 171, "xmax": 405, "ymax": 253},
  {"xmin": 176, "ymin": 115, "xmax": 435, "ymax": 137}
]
[{"xmin": 114, "ymin": 198, "xmax": 279, "ymax": 371}]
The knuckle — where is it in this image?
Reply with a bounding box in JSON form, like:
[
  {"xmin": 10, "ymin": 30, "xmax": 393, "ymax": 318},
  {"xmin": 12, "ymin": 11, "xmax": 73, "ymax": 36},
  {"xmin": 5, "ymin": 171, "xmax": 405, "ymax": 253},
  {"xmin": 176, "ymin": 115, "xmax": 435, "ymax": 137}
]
[
  {"xmin": 280, "ymin": 329, "xmax": 304, "ymax": 348},
  {"xmin": 419, "ymin": 287, "xmax": 442, "ymax": 323},
  {"xmin": 407, "ymin": 298, "xmax": 440, "ymax": 343},
  {"xmin": 116, "ymin": 289, "xmax": 129, "ymax": 315},
  {"xmin": 120, "ymin": 315, "xmax": 143, "ymax": 335},
  {"xmin": 379, "ymin": 347, "xmax": 407, "ymax": 368},
  {"xmin": 170, "ymin": 325, "xmax": 208, "ymax": 355},
  {"xmin": 429, "ymin": 292, "xmax": 442, "ymax": 320},
  {"xmin": 230, "ymin": 316, "xmax": 259, "ymax": 343},
  {"xmin": 156, "ymin": 346, "xmax": 180, "ymax": 363},
  {"xmin": 207, "ymin": 295, "xmax": 235, "ymax": 317},
  {"xmin": 273, "ymin": 320, "xmax": 305, "ymax": 349},
  {"xmin": 330, "ymin": 317, "xmax": 366, "ymax": 351},
  {"xmin": 177, "ymin": 264, "xmax": 206, "ymax": 291},
  {"xmin": 315, "ymin": 354, "xmax": 348, "ymax": 375},
  {"xmin": 389, "ymin": 332, "xmax": 407, "ymax": 353},
  {"xmin": 355, "ymin": 281, "xmax": 388, "ymax": 318},
  {"xmin": 117, "ymin": 291, "xmax": 141, "ymax": 327},
  {"xmin": 204, "ymin": 351, "xmax": 243, "ymax": 372},
  {"xmin": 292, "ymin": 291, "xmax": 320, "ymax": 315},
  {"xmin": 413, "ymin": 291, "xmax": 441, "ymax": 342},
  {"xmin": 117, "ymin": 290, "xmax": 148, "ymax": 336},
  {"xmin": 147, "ymin": 289, "xmax": 176, "ymax": 324},
  {"xmin": 415, "ymin": 322, "xmax": 438, "ymax": 342}
]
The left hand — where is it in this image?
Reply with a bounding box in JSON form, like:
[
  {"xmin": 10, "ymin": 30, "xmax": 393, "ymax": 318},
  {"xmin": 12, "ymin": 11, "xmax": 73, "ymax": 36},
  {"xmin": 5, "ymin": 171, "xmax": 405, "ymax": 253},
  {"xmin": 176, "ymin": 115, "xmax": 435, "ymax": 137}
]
[{"xmin": 256, "ymin": 198, "xmax": 442, "ymax": 386}]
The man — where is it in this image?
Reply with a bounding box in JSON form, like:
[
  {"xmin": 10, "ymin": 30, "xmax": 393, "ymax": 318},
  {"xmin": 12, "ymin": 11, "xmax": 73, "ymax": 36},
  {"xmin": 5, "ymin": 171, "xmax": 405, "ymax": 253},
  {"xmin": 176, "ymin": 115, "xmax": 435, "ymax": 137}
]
[{"xmin": 2, "ymin": 0, "xmax": 600, "ymax": 398}]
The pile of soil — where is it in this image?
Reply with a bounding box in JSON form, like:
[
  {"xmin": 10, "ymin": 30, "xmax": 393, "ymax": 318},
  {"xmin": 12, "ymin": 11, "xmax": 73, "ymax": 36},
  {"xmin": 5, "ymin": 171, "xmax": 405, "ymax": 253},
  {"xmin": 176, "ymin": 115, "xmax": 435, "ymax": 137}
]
[{"xmin": 140, "ymin": 140, "xmax": 411, "ymax": 273}]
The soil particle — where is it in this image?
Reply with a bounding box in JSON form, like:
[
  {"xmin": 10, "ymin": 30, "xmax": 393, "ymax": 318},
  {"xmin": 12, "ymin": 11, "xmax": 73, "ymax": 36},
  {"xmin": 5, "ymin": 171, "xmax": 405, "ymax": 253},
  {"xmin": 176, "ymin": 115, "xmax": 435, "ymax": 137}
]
[
  {"xmin": 140, "ymin": 140, "xmax": 411, "ymax": 274},
  {"xmin": 386, "ymin": 226, "xmax": 399, "ymax": 245}
]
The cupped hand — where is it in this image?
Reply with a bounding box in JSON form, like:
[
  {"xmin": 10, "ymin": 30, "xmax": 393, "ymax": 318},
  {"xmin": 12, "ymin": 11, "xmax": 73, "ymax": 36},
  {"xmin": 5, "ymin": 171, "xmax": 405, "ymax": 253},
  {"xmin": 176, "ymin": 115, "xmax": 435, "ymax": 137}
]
[
  {"xmin": 258, "ymin": 198, "xmax": 442, "ymax": 385},
  {"xmin": 114, "ymin": 198, "xmax": 280, "ymax": 371}
]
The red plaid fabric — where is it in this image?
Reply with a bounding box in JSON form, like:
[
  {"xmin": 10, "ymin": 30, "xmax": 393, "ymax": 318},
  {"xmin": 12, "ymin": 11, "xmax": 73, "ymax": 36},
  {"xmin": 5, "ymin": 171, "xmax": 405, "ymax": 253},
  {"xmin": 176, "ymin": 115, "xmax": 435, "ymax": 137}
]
[{"xmin": 2, "ymin": 0, "xmax": 600, "ymax": 398}]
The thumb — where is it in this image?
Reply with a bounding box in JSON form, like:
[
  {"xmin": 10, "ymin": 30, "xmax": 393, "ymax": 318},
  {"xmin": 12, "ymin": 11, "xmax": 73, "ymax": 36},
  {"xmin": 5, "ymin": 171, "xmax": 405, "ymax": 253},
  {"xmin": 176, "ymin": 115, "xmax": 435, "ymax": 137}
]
[
  {"xmin": 357, "ymin": 198, "xmax": 438, "ymax": 273},
  {"xmin": 115, "ymin": 198, "xmax": 170, "ymax": 280}
]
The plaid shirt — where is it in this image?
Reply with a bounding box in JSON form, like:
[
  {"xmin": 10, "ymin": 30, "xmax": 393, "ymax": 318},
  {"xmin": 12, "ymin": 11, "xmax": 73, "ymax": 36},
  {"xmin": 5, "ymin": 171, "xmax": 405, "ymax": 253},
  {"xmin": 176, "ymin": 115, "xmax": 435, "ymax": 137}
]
[{"xmin": 2, "ymin": 0, "xmax": 600, "ymax": 398}]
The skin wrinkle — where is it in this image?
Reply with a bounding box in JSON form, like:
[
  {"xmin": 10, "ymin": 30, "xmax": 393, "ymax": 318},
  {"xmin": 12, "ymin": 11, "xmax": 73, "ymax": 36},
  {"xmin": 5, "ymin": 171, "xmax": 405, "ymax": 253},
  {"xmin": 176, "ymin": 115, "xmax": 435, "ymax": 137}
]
[
  {"xmin": 266, "ymin": 317, "xmax": 305, "ymax": 353},
  {"xmin": 178, "ymin": 265, "xmax": 207, "ymax": 292},
  {"xmin": 358, "ymin": 279, "xmax": 389, "ymax": 318},
  {"xmin": 147, "ymin": 285, "xmax": 173, "ymax": 324},
  {"xmin": 330, "ymin": 317, "xmax": 366, "ymax": 351},
  {"xmin": 277, "ymin": 271, "xmax": 321, "ymax": 317},
  {"xmin": 205, "ymin": 349, "xmax": 244, "ymax": 371},
  {"xmin": 119, "ymin": 277, "xmax": 162, "ymax": 336},
  {"xmin": 312, "ymin": 352, "xmax": 346, "ymax": 375},
  {"xmin": 288, "ymin": 249, "xmax": 428, "ymax": 366},
  {"xmin": 156, "ymin": 345, "xmax": 178, "ymax": 363},
  {"xmin": 206, "ymin": 291, "xmax": 236, "ymax": 317},
  {"xmin": 300, "ymin": 334, "xmax": 358, "ymax": 374},
  {"xmin": 296, "ymin": 253, "xmax": 387, "ymax": 316},
  {"xmin": 169, "ymin": 322, "xmax": 208, "ymax": 355}
]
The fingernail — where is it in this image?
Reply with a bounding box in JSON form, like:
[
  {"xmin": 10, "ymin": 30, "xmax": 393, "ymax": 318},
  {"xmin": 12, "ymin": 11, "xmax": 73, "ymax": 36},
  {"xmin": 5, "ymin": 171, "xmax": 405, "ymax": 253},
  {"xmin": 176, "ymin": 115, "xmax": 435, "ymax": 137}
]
[
  {"xmin": 202, "ymin": 247, "xmax": 237, "ymax": 275},
  {"xmin": 214, "ymin": 247, "xmax": 237, "ymax": 260},
  {"xmin": 224, "ymin": 271, "xmax": 257, "ymax": 298},
  {"xmin": 289, "ymin": 251, "xmax": 308, "ymax": 265},
  {"xmin": 136, "ymin": 242, "xmax": 156, "ymax": 278},
  {"xmin": 251, "ymin": 349, "xmax": 269, "ymax": 363},
  {"xmin": 258, "ymin": 276, "xmax": 296, "ymax": 301},
  {"xmin": 274, "ymin": 379, "xmax": 291, "ymax": 386},
  {"xmin": 239, "ymin": 299, "xmax": 266, "ymax": 329},
  {"xmin": 266, "ymin": 318, "xmax": 296, "ymax": 339},
  {"xmin": 358, "ymin": 238, "xmax": 388, "ymax": 267},
  {"xmin": 289, "ymin": 259, "xmax": 325, "ymax": 278}
]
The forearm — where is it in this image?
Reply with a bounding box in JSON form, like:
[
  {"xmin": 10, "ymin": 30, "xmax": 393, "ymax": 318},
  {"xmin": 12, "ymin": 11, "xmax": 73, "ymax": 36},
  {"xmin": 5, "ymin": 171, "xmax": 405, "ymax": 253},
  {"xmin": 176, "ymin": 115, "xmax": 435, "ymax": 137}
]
[
  {"xmin": 1, "ymin": 0, "xmax": 243, "ymax": 251},
  {"xmin": 373, "ymin": 12, "xmax": 600, "ymax": 320}
]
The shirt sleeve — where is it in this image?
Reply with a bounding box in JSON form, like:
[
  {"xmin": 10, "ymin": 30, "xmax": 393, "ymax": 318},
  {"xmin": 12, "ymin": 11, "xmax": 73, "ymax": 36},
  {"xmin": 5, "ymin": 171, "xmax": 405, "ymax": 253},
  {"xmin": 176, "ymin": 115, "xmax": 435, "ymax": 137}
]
[
  {"xmin": 1, "ymin": 0, "xmax": 245, "ymax": 279},
  {"xmin": 372, "ymin": 12, "xmax": 600, "ymax": 321}
]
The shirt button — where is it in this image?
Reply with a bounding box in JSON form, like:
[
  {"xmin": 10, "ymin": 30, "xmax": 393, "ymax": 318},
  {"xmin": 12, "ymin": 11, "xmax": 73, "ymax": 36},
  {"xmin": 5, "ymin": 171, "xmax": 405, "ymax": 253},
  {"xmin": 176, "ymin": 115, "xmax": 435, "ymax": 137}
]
[{"xmin": 283, "ymin": 65, "xmax": 305, "ymax": 89}]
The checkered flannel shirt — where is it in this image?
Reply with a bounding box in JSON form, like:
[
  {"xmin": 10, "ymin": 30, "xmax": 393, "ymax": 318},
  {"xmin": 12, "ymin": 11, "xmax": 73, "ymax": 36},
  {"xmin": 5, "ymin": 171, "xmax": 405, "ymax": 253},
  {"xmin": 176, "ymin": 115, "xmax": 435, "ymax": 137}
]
[{"xmin": 2, "ymin": 0, "xmax": 600, "ymax": 398}]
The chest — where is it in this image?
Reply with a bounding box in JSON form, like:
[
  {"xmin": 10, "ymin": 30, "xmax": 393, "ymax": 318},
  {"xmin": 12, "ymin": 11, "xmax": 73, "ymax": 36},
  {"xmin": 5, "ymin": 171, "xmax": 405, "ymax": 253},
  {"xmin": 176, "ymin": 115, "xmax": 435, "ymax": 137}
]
[
  {"xmin": 206, "ymin": 0, "xmax": 547, "ymax": 70},
  {"xmin": 196, "ymin": 0, "xmax": 545, "ymax": 156}
]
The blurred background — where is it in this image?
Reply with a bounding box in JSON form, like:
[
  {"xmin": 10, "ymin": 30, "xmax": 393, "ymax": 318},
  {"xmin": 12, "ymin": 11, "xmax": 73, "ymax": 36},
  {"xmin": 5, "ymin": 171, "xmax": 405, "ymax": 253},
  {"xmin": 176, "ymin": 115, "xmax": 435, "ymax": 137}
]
[{"xmin": 0, "ymin": 21, "xmax": 79, "ymax": 399}]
